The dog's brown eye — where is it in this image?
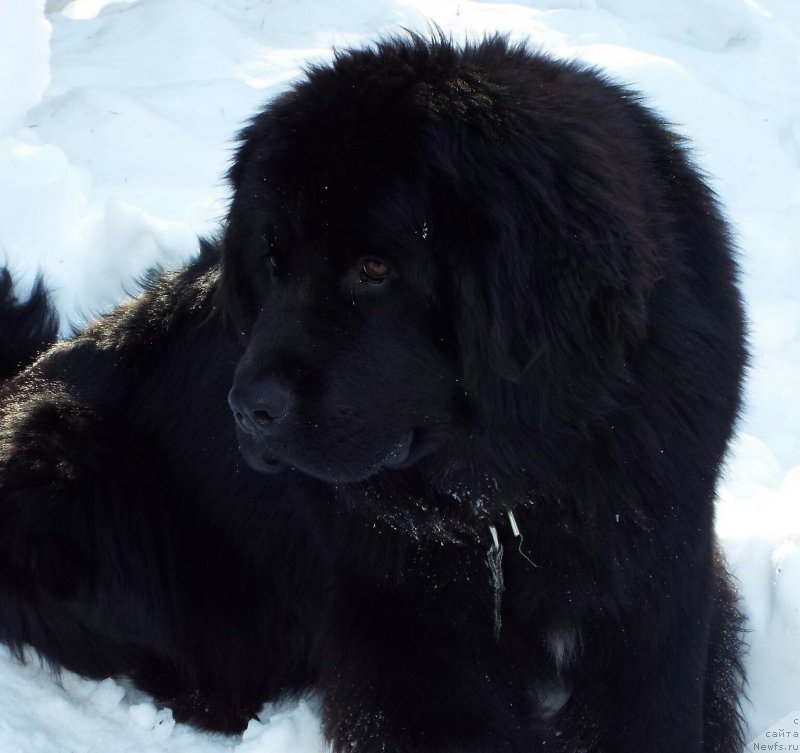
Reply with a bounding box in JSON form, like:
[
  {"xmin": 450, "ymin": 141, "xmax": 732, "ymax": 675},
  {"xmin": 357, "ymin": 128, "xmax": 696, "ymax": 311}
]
[{"xmin": 360, "ymin": 258, "xmax": 390, "ymax": 284}]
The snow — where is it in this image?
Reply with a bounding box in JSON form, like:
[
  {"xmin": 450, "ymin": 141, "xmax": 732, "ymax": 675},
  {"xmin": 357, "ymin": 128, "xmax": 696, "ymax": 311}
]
[
  {"xmin": 0, "ymin": 0, "xmax": 798, "ymax": 750},
  {"xmin": 0, "ymin": 0, "xmax": 51, "ymax": 133}
]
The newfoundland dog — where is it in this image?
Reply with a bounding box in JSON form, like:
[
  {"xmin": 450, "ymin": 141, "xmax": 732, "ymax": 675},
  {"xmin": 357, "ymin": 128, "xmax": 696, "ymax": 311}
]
[{"xmin": 0, "ymin": 35, "xmax": 746, "ymax": 752}]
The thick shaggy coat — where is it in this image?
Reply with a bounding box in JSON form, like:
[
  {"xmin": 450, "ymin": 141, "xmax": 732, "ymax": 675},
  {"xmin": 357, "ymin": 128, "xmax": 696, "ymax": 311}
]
[{"xmin": 0, "ymin": 36, "xmax": 746, "ymax": 752}]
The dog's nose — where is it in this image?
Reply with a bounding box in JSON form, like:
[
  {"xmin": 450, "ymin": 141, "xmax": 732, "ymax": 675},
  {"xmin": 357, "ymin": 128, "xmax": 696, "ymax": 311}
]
[{"xmin": 228, "ymin": 378, "xmax": 294, "ymax": 435}]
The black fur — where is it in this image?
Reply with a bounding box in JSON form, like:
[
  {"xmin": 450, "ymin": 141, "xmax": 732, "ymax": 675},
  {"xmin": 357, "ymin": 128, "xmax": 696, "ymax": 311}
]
[
  {"xmin": 0, "ymin": 270, "xmax": 58, "ymax": 380},
  {"xmin": 0, "ymin": 35, "xmax": 746, "ymax": 752}
]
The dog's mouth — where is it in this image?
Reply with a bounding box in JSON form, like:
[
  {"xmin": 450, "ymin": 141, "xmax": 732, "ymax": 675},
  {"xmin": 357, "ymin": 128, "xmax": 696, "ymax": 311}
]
[
  {"xmin": 246, "ymin": 453, "xmax": 286, "ymax": 474},
  {"xmin": 236, "ymin": 428, "xmax": 435, "ymax": 481}
]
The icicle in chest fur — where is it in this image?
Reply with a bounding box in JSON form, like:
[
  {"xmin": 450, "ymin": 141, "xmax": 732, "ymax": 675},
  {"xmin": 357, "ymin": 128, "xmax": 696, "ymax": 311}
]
[
  {"xmin": 486, "ymin": 510, "xmax": 535, "ymax": 641},
  {"xmin": 487, "ymin": 525, "xmax": 504, "ymax": 641}
]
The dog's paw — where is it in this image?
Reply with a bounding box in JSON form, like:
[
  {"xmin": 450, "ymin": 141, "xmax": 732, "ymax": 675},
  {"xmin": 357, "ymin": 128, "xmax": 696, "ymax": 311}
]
[{"xmin": 169, "ymin": 687, "xmax": 261, "ymax": 734}]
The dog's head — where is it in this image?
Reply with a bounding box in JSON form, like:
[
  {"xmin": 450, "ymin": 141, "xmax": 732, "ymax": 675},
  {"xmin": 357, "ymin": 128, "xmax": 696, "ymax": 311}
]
[{"xmin": 218, "ymin": 35, "xmax": 661, "ymax": 515}]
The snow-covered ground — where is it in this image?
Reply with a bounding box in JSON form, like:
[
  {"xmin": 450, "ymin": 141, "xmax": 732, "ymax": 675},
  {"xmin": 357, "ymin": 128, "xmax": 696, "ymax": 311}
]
[{"xmin": 0, "ymin": 0, "xmax": 798, "ymax": 750}]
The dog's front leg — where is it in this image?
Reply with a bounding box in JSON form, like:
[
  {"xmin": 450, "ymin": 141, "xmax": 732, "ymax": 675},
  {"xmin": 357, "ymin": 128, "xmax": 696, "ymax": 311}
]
[{"xmin": 319, "ymin": 566, "xmax": 542, "ymax": 753}]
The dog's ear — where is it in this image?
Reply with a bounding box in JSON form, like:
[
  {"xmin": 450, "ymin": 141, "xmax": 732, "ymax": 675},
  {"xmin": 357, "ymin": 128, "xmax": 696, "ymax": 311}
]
[
  {"xmin": 216, "ymin": 118, "xmax": 275, "ymax": 332},
  {"xmin": 216, "ymin": 205, "xmax": 263, "ymax": 332},
  {"xmin": 436, "ymin": 137, "xmax": 660, "ymax": 387}
]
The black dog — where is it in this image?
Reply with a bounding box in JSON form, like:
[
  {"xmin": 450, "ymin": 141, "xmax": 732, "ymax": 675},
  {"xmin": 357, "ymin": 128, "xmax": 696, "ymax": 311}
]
[{"xmin": 0, "ymin": 35, "xmax": 746, "ymax": 752}]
